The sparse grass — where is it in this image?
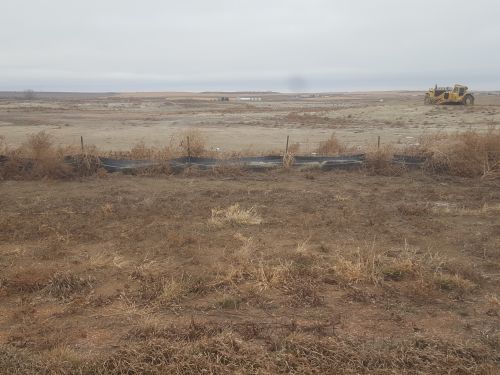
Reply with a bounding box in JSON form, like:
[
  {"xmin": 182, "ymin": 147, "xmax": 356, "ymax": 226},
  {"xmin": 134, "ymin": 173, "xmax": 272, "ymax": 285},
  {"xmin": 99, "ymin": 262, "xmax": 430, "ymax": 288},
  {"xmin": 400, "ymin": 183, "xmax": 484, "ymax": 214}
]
[
  {"xmin": 1, "ymin": 165, "xmax": 498, "ymax": 374},
  {"xmin": 216, "ymin": 295, "xmax": 242, "ymax": 309},
  {"xmin": 434, "ymin": 273, "xmax": 477, "ymax": 295}
]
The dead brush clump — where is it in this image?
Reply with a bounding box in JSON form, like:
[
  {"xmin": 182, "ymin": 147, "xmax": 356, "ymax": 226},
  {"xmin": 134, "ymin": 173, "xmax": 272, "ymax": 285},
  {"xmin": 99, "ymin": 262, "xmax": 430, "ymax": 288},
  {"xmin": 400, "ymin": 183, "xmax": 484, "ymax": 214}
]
[
  {"xmin": 364, "ymin": 145, "xmax": 404, "ymax": 175},
  {"xmin": 210, "ymin": 204, "xmax": 262, "ymax": 227},
  {"xmin": 0, "ymin": 132, "xmax": 74, "ymax": 179},
  {"xmin": 421, "ymin": 129, "xmax": 500, "ymax": 177},
  {"xmin": 173, "ymin": 128, "xmax": 207, "ymax": 157},
  {"xmin": 43, "ymin": 272, "xmax": 95, "ymax": 300},
  {"xmin": 315, "ymin": 134, "xmax": 348, "ymax": 155}
]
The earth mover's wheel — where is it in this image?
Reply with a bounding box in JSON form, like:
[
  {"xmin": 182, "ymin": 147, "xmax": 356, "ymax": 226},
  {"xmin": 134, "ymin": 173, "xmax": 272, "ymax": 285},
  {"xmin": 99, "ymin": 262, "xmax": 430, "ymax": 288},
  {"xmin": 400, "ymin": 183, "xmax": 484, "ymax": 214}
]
[
  {"xmin": 464, "ymin": 94, "xmax": 474, "ymax": 105},
  {"xmin": 424, "ymin": 95, "xmax": 431, "ymax": 105}
]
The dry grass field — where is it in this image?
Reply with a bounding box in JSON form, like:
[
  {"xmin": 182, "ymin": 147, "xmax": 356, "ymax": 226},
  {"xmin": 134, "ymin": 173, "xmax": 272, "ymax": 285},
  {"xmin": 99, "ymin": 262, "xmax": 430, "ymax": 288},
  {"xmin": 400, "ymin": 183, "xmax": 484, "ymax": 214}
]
[
  {"xmin": 1, "ymin": 91, "xmax": 499, "ymax": 152},
  {"xmin": 1, "ymin": 92, "xmax": 500, "ymax": 374}
]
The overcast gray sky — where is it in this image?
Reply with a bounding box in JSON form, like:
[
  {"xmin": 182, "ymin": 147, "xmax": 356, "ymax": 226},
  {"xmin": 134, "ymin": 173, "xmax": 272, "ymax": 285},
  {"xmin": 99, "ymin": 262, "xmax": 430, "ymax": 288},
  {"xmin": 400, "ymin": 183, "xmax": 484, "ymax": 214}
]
[{"xmin": 1, "ymin": 0, "xmax": 499, "ymax": 92}]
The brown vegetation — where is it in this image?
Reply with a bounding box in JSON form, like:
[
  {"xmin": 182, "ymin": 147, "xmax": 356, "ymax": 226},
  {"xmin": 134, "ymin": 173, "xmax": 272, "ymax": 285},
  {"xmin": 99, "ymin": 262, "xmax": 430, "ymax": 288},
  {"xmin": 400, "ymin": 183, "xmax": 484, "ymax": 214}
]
[
  {"xmin": 0, "ymin": 167, "xmax": 499, "ymax": 373},
  {"xmin": 1, "ymin": 129, "xmax": 499, "ymax": 180},
  {"xmin": 315, "ymin": 134, "xmax": 349, "ymax": 155}
]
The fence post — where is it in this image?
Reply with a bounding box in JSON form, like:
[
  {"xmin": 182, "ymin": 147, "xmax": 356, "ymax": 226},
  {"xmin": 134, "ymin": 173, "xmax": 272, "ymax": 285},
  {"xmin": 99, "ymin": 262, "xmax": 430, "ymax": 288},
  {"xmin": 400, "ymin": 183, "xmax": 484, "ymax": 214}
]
[
  {"xmin": 285, "ymin": 135, "xmax": 289, "ymax": 155},
  {"xmin": 81, "ymin": 136, "xmax": 85, "ymax": 154},
  {"xmin": 187, "ymin": 136, "xmax": 191, "ymax": 165},
  {"xmin": 377, "ymin": 135, "xmax": 381, "ymax": 150}
]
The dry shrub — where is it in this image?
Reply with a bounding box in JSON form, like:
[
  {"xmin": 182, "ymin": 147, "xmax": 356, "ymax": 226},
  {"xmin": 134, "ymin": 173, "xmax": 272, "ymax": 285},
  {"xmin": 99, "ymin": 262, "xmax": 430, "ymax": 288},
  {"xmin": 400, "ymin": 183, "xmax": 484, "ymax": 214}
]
[
  {"xmin": 210, "ymin": 204, "xmax": 262, "ymax": 226},
  {"xmin": 130, "ymin": 141, "xmax": 156, "ymax": 159},
  {"xmin": 316, "ymin": 134, "xmax": 347, "ymax": 155},
  {"xmin": 0, "ymin": 132, "xmax": 75, "ymax": 179},
  {"xmin": 364, "ymin": 146, "xmax": 403, "ymax": 175},
  {"xmin": 421, "ymin": 129, "xmax": 500, "ymax": 177},
  {"xmin": 173, "ymin": 129, "xmax": 207, "ymax": 157}
]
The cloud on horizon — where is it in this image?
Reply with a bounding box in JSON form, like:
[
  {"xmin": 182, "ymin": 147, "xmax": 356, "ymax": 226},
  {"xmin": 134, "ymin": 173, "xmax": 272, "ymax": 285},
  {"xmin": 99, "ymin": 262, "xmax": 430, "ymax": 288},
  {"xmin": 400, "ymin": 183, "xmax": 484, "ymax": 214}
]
[{"xmin": 1, "ymin": 0, "xmax": 499, "ymax": 92}]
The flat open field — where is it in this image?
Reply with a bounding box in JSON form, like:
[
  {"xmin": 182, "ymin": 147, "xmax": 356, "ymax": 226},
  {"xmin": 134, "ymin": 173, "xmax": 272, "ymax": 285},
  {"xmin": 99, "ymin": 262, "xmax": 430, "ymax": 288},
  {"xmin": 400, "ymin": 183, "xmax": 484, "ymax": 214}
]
[
  {"xmin": 1, "ymin": 92, "xmax": 500, "ymax": 373},
  {"xmin": 1, "ymin": 91, "xmax": 500, "ymax": 152},
  {"xmin": 1, "ymin": 170, "xmax": 500, "ymax": 373}
]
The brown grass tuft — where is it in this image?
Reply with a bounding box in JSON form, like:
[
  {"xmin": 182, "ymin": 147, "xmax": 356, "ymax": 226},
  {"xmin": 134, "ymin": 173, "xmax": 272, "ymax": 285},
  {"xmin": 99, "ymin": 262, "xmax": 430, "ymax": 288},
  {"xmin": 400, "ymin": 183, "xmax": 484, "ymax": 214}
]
[
  {"xmin": 210, "ymin": 204, "xmax": 262, "ymax": 226},
  {"xmin": 43, "ymin": 272, "xmax": 95, "ymax": 300}
]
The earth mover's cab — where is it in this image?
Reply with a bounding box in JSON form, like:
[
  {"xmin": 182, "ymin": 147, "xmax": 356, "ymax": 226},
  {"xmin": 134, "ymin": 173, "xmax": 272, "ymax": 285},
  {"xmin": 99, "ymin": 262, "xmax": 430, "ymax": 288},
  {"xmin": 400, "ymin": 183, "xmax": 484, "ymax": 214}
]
[{"xmin": 425, "ymin": 84, "xmax": 474, "ymax": 105}]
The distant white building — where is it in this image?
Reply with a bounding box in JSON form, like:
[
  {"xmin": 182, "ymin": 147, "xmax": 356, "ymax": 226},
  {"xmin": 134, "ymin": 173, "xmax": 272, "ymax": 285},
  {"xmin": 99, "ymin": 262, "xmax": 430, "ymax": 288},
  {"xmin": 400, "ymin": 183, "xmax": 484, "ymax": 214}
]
[{"xmin": 237, "ymin": 97, "xmax": 262, "ymax": 101}]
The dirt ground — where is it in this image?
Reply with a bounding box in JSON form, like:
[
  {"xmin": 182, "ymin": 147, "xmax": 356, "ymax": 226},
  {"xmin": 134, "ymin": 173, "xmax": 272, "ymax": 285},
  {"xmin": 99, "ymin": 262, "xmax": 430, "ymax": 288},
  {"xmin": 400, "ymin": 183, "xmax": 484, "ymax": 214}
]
[
  {"xmin": 1, "ymin": 91, "xmax": 499, "ymax": 153},
  {"xmin": 1, "ymin": 91, "xmax": 500, "ymax": 373},
  {"xmin": 1, "ymin": 169, "xmax": 499, "ymax": 373}
]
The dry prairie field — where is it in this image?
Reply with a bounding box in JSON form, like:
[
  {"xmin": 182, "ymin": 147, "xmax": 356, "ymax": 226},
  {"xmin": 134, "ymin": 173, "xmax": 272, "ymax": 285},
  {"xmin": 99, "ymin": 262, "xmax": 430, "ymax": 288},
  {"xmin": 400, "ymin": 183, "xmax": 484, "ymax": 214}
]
[
  {"xmin": 0, "ymin": 91, "xmax": 499, "ymax": 152},
  {"xmin": 1, "ymin": 92, "xmax": 500, "ymax": 374}
]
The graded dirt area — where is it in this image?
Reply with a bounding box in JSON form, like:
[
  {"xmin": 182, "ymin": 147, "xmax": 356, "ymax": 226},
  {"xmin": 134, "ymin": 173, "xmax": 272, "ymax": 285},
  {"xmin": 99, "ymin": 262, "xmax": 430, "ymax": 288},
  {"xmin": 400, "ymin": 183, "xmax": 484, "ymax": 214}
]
[
  {"xmin": 0, "ymin": 91, "xmax": 499, "ymax": 153},
  {"xmin": 0, "ymin": 170, "xmax": 499, "ymax": 373}
]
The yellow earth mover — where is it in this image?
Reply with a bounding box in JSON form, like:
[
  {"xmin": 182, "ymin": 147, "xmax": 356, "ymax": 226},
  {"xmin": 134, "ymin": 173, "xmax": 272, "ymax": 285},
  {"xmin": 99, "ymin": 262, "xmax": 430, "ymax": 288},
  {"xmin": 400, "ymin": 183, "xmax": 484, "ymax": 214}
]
[{"xmin": 424, "ymin": 84, "xmax": 474, "ymax": 105}]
